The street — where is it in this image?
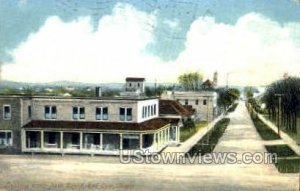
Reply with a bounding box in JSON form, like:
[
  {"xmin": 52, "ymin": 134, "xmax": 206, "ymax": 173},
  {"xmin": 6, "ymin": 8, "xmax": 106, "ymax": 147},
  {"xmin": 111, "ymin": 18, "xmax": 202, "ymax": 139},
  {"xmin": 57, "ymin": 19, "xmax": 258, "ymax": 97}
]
[{"xmin": 0, "ymin": 102, "xmax": 298, "ymax": 191}]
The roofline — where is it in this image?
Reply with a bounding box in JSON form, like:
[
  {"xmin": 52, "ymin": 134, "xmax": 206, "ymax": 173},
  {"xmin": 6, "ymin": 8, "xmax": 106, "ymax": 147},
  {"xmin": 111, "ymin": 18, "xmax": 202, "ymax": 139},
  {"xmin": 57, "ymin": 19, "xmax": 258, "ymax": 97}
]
[
  {"xmin": 125, "ymin": 77, "xmax": 145, "ymax": 81},
  {"xmin": 23, "ymin": 124, "xmax": 170, "ymax": 133},
  {"xmin": 0, "ymin": 94, "xmax": 159, "ymax": 101}
]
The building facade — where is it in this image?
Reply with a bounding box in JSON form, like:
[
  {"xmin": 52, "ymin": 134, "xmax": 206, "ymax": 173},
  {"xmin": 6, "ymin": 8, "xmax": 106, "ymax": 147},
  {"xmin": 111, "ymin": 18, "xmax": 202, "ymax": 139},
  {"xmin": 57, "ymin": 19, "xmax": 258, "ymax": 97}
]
[
  {"xmin": 0, "ymin": 95, "xmax": 183, "ymax": 155},
  {"xmin": 161, "ymin": 91, "xmax": 218, "ymax": 122},
  {"xmin": 0, "ymin": 96, "xmax": 23, "ymax": 153},
  {"xmin": 125, "ymin": 77, "xmax": 145, "ymax": 93}
]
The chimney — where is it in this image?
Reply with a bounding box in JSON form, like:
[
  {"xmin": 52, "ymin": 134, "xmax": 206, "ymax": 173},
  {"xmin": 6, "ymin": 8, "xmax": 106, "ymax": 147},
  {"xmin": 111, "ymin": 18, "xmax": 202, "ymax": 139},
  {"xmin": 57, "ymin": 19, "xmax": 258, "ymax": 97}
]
[{"xmin": 96, "ymin": 87, "xmax": 102, "ymax": 97}]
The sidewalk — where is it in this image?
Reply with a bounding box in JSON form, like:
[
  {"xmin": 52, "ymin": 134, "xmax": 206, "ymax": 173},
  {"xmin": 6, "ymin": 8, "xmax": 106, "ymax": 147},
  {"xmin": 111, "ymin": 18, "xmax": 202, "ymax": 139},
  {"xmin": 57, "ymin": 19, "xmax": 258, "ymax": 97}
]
[
  {"xmin": 163, "ymin": 114, "xmax": 224, "ymax": 154},
  {"xmin": 257, "ymin": 112, "xmax": 300, "ymax": 156},
  {"xmin": 213, "ymin": 101, "xmax": 279, "ymax": 170}
]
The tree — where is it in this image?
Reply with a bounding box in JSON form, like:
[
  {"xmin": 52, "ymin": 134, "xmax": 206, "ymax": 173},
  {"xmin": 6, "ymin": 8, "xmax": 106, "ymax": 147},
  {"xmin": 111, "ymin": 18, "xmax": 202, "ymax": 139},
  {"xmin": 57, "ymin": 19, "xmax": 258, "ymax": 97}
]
[
  {"xmin": 145, "ymin": 85, "xmax": 167, "ymax": 97},
  {"xmin": 23, "ymin": 86, "xmax": 35, "ymax": 96},
  {"xmin": 217, "ymin": 88, "xmax": 240, "ymax": 111},
  {"xmin": 244, "ymin": 87, "xmax": 255, "ymax": 99},
  {"xmin": 178, "ymin": 72, "xmax": 203, "ymax": 91},
  {"xmin": 183, "ymin": 117, "xmax": 195, "ymax": 131},
  {"xmin": 262, "ymin": 77, "xmax": 300, "ymax": 133}
]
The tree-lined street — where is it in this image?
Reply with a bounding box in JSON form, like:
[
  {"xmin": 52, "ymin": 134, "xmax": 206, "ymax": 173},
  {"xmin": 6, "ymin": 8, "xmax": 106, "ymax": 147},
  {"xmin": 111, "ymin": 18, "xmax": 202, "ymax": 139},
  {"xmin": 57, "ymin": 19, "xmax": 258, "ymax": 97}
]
[{"xmin": 0, "ymin": 102, "xmax": 298, "ymax": 191}]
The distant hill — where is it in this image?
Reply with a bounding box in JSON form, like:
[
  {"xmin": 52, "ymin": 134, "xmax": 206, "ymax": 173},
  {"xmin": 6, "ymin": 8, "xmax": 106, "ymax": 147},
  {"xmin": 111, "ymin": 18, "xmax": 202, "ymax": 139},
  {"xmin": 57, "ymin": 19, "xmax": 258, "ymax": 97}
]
[{"xmin": 0, "ymin": 80, "xmax": 176, "ymax": 90}]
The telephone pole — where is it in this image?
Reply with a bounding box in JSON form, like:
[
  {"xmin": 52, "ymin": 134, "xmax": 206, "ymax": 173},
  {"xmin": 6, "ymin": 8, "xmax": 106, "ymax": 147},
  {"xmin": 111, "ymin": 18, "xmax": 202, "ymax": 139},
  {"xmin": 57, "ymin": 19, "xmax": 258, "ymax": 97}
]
[{"xmin": 275, "ymin": 94, "xmax": 283, "ymax": 137}]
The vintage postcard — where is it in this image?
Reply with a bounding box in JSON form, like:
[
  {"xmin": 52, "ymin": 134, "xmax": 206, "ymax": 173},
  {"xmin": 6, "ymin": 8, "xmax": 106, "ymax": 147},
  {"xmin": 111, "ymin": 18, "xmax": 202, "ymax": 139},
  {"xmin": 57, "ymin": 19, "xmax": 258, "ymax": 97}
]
[{"xmin": 0, "ymin": 0, "xmax": 299, "ymax": 190}]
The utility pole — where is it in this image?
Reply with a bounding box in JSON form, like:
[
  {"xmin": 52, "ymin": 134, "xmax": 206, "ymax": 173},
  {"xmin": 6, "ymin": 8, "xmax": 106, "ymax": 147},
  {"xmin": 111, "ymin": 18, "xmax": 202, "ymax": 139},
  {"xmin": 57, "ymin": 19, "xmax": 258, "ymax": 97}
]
[
  {"xmin": 275, "ymin": 94, "xmax": 283, "ymax": 137},
  {"xmin": 204, "ymin": 96, "xmax": 210, "ymax": 143},
  {"xmin": 226, "ymin": 73, "xmax": 229, "ymax": 89},
  {"xmin": 154, "ymin": 78, "xmax": 157, "ymax": 96}
]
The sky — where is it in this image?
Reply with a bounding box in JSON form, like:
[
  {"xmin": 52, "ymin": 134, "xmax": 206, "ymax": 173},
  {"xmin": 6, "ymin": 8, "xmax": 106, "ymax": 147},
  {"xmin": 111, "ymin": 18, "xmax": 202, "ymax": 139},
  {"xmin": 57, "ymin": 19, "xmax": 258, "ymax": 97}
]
[{"xmin": 1, "ymin": 0, "xmax": 300, "ymax": 86}]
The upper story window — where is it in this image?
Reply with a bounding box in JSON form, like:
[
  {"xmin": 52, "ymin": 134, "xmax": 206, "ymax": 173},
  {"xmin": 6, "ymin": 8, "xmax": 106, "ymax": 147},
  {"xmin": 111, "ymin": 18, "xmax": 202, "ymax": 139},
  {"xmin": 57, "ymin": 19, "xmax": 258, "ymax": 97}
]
[
  {"xmin": 45, "ymin": 106, "xmax": 57, "ymax": 119},
  {"xmin": 203, "ymin": 100, "xmax": 207, "ymax": 105},
  {"xmin": 195, "ymin": 100, "xmax": 199, "ymax": 105},
  {"xmin": 142, "ymin": 104, "xmax": 157, "ymax": 119},
  {"xmin": 0, "ymin": 131, "xmax": 12, "ymax": 146},
  {"xmin": 151, "ymin": 105, "xmax": 154, "ymax": 116},
  {"xmin": 28, "ymin": 106, "xmax": 32, "ymax": 118},
  {"xmin": 119, "ymin": 107, "xmax": 132, "ymax": 121},
  {"xmin": 73, "ymin": 106, "xmax": 85, "ymax": 120},
  {"xmin": 144, "ymin": 106, "xmax": 147, "ymax": 118},
  {"xmin": 185, "ymin": 99, "xmax": 189, "ymax": 105},
  {"xmin": 147, "ymin": 106, "xmax": 150, "ymax": 117},
  {"xmin": 3, "ymin": 105, "xmax": 11, "ymax": 120},
  {"xmin": 142, "ymin": 106, "xmax": 146, "ymax": 118},
  {"xmin": 96, "ymin": 107, "xmax": 108, "ymax": 121}
]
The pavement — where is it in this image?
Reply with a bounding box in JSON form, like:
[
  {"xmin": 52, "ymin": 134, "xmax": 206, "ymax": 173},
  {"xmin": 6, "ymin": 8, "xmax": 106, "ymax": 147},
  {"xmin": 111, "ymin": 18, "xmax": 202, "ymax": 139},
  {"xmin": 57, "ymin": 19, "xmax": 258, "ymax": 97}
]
[
  {"xmin": 257, "ymin": 112, "xmax": 300, "ymax": 156},
  {"xmin": 0, "ymin": 101, "xmax": 299, "ymax": 191},
  {"xmin": 163, "ymin": 114, "xmax": 224, "ymax": 154}
]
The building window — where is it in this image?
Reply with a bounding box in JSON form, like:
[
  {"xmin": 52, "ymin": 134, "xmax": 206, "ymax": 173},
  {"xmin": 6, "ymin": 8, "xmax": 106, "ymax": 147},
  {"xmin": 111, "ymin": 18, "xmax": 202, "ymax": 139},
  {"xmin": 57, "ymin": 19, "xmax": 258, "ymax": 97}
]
[
  {"xmin": 79, "ymin": 107, "xmax": 85, "ymax": 119},
  {"xmin": 129, "ymin": 83, "xmax": 132, "ymax": 87},
  {"xmin": 147, "ymin": 106, "xmax": 150, "ymax": 117},
  {"xmin": 73, "ymin": 107, "xmax": 78, "ymax": 119},
  {"xmin": 126, "ymin": 108, "xmax": 132, "ymax": 121},
  {"xmin": 3, "ymin": 105, "xmax": 11, "ymax": 120},
  {"xmin": 119, "ymin": 108, "xmax": 132, "ymax": 121},
  {"xmin": 28, "ymin": 106, "xmax": 32, "ymax": 118},
  {"xmin": 0, "ymin": 131, "xmax": 12, "ymax": 146},
  {"xmin": 137, "ymin": 83, "xmax": 140, "ymax": 88},
  {"xmin": 45, "ymin": 106, "xmax": 57, "ymax": 119},
  {"xmin": 203, "ymin": 100, "xmax": 207, "ymax": 105},
  {"xmin": 195, "ymin": 100, "xmax": 199, "ymax": 105},
  {"xmin": 185, "ymin": 99, "xmax": 188, "ymax": 105},
  {"xmin": 120, "ymin": 108, "xmax": 125, "ymax": 121},
  {"xmin": 151, "ymin": 105, "xmax": 154, "ymax": 116},
  {"xmin": 142, "ymin": 106, "xmax": 146, "ymax": 118},
  {"xmin": 96, "ymin": 107, "xmax": 108, "ymax": 120},
  {"xmin": 154, "ymin": 104, "xmax": 156, "ymax": 115},
  {"xmin": 145, "ymin": 106, "xmax": 147, "ymax": 118},
  {"xmin": 73, "ymin": 106, "xmax": 85, "ymax": 120}
]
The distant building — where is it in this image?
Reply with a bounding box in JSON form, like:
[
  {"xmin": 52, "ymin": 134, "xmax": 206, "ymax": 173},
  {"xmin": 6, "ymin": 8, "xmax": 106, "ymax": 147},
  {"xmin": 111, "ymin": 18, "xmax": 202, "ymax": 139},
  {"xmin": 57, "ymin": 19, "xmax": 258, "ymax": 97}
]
[
  {"xmin": 125, "ymin": 77, "xmax": 145, "ymax": 93},
  {"xmin": 161, "ymin": 91, "xmax": 218, "ymax": 122},
  {"xmin": 202, "ymin": 79, "xmax": 215, "ymax": 90},
  {"xmin": 201, "ymin": 71, "xmax": 218, "ymax": 90},
  {"xmin": 121, "ymin": 77, "xmax": 145, "ymax": 97}
]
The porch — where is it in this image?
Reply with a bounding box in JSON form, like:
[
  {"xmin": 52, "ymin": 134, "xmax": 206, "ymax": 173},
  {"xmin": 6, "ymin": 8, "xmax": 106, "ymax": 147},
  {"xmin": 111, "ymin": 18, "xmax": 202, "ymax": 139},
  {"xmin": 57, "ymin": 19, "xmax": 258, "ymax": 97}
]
[{"xmin": 22, "ymin": 126, "xmax": 180, "ymax": 155}]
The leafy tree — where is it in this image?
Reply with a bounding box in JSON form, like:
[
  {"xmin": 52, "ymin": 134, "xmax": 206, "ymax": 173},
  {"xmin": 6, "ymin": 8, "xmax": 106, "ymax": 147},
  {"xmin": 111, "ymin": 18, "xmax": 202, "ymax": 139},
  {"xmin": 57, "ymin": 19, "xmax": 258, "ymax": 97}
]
[
  {"xmin": 23, "ymin": 87, "xmax": 35, "ymax": 96},
  {"xmin": 183, "ymin": 117, "xmax": 195, "ymax": 131},
  {"xmin": 217, "ymin": 88, "xmax": 240, "ymax": 111},
  {"xmin": 0, "ymin": 88, "xmax": 21, "ymax": 95},
  {"xmin": 145, "ymin": 85, "xmax": 168, "ymax": 97},
  {"xmin": 262, "ymin": 77, "xmax": 300, "ymax": 133},
  {"xmin": 102, "ymin": 89, "xmax": 120, "ymax": 97},
  {"xmin": 244, "ymin": 87, "xmax": 254, "ymax": 99},
  {"xmin": 178, "ymin": 72, "xmax": 203, "ymax": 91}
]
